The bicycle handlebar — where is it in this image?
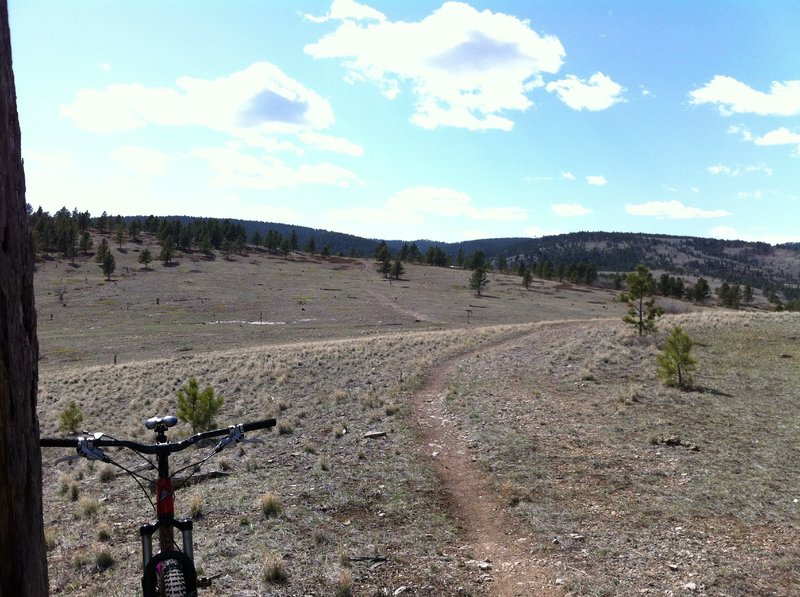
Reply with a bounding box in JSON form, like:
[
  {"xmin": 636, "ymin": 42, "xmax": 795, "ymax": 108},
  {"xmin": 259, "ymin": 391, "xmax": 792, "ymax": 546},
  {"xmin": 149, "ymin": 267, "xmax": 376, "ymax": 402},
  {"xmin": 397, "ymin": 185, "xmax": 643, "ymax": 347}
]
[{"xmin": 40, "ymin": 418, "xmax": 277, "ymax": 454}]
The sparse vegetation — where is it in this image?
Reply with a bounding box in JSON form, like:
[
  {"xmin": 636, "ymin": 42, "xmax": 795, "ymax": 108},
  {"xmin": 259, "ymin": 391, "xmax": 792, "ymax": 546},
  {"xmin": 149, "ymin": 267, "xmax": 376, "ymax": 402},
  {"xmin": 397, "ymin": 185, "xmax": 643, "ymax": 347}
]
[
  {"xmin": 656, "ymin": 325, "xmax": 697, "ymax": 389},
  {"xmin": 175, "ymin": 377, "xmax": 224, "ymax": 433},
  {"xmin": 34, "ymin": 233, "xmax": 800, "ymax": 596},
  {"xmin": 261, "ymin": 553, "xmax": 288, "ymax": 584},
  {"xmin": 621, "ymin": 264, "xmax": 663, "ymax": 335},
  {"xmin": 58, "ymin": 400, "xmax": 83, "ymax": 434},
  {"xmin": 259, "ymin": 492, "xmax": 282, "ymax": 518}
]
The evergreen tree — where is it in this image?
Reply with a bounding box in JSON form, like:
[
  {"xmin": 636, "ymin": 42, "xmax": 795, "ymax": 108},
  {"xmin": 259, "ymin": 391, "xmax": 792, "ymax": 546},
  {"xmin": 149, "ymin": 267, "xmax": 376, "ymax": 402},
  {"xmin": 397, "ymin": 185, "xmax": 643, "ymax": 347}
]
[
  {"xmin": 522, "ymin": 268, "xmax": 533, "ymax": 290},
  {"xmin": 691, "ymin": 278, "xmax": 711, "ymax": 303},
  {"xmin": 176, "ymin": 378, "xmax": 224, "ymax": 434},
  {"xmin": 656, "ymin": 326, "xmax": 697, "ymax": 389},
  {"xmin": 305, "ymin": 237, "xmax": 316, "ymax": 255},
  {"xmin": 390, "ymin": 258, "xmax": 405, "ymax": 280},
  {"xmin": 79, "ymin": 231, "xmax": 93, "ymax": 255},
  {"xmin": 95, "ymin": 238, "xmax": 109, "ymax": 263},
  {"xmin": 101, "ymin": 251, "xmax": 115, "ymax": 281},
  {"xmin": 469, "ymin": 267, "xmax": 489, "ymax": 296},
  {"xmin": 138, "ymin": 248, "xmax": 153, "ymax": 270},
  {"xmin": 621, "ymin": 264, "xmax": 663, "ymax": 335},
  {"xmin": 115, "ymin": 223, "xmax": 126, "ymax": 248},
  {"xmin": 160, "ymin": 237, "xmax": 174, "ymax": 265},
  {"xmin": 743, "ymin": 284, "xmax": 754, "ymax": 306}
]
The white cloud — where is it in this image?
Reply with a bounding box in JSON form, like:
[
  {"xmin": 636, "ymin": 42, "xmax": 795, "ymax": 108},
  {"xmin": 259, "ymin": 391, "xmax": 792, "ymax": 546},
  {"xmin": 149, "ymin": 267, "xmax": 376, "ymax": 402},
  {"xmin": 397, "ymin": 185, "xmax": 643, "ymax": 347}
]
[
  {"xmin": 109, "ymin": 145, "xmax": 174, "ymax": 176},
  {"xmin": 561, "ymin": 171, "xmax": 575, "ymax": 180},
  {"xmin": 727, "ymin": 124, "xmax": 800, "ymax": 156},
  {"xmin": 60, "ymin": 62, "xmax": 360, "ymax": 155},
  {"xmin": 551, "ymin": 203, "xmax": 591, "ymax": 217},
  {"xmin": 689, "ymin": 75, "xmax": 800, "ymax": 116},
  {"xmin": 545, "ymin": 72, "xmax": 625, "ymax": 111},
  {"xmin": 586, "ymin": 175, "xmax": 607, "ymax": 186},
  {"xmin": 625, "ymin": 200, "xmax": 730, "ymax": 219},
  {"xmin": 305, "ymin": 2, "xmax": 565, "ymax": 130},
  {"xmin": 297, "ymin": 132, "xmax": 364, "ymax": 156},
  {"xmin": 707, "ymin": 163, "xmax": 773, "ymax": 176},
  {"xmin": 192, "ymin": 145, "xmax": 363, "ymax": 190},
  {"xmin": 302, "ymin": 0, "xmax": 386, "ymax": 24},
  {"xmin": 386, "ymin": 186, "xmax": 527, "ymax": 220},
  {"xmin": 754, "ymin": 127, "xmax": 800, "ymax": 147}
]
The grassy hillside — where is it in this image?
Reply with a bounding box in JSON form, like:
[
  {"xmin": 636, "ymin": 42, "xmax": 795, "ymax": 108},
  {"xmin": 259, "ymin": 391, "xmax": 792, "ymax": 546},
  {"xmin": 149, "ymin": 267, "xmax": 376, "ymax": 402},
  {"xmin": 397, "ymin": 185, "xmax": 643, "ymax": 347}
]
[{"xmin": 35, "ymin": 234, "xmax": 800, "ymax": 596}]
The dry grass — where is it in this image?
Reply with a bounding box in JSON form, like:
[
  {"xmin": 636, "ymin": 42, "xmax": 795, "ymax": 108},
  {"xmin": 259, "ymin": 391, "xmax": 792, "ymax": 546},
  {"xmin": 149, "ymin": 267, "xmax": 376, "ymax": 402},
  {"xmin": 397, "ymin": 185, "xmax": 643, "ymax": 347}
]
[
  {"xmin": 438, "ymin": 311, "xmax": 800, "ymax": 595},
  {"xmin": 36, "ymin": 240, "xmax": 800, "ymax": 595}
]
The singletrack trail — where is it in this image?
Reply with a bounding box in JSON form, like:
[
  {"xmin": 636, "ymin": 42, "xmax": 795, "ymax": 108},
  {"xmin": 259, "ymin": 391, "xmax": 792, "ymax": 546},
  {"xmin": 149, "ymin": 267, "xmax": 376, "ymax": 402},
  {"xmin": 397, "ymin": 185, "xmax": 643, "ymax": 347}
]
[{"xmin": 410, "ymin": 332, "xmax": 563, "ymax": 597}]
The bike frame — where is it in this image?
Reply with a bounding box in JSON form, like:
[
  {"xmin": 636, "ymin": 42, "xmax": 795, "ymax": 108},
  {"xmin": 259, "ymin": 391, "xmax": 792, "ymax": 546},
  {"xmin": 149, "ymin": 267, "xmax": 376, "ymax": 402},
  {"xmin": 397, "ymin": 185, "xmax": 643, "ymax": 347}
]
[{"xmin": 41, "ymin": 416, "xmax": 276, "ymax": 596}]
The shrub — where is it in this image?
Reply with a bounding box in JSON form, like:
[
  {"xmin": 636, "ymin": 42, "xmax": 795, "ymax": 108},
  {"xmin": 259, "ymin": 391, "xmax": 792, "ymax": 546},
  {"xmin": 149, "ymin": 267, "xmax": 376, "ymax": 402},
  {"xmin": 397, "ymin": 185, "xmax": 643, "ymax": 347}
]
[
  {"xmin": 189, "ymin": 495, "xmax": 204, "ymax": 519},
  {"xmin": 79, "ymin": 496, "xmax": 100, "ymax": 518},
  {"xmin": 261, "ymin": 553, "xmax": 288, "ymax": 584},
  {"xmin": 334, "ymin": 569, "xmax": 354, "ymax": 597},
  {"xmin": 176, "ymin": 377, "xmax": 224, "ymax": 433},
  {"xmin": 59, "ymin": 400, "xmax": 84, "ymax": 434},
  {"xmin": 94, "ymin": 546, "xmax": 115, "ymax": 571},
  {"xmin": 260, "ymin": 492, "xmax": 282, "ymax": 518},
  {"xmin": 657, "ymin": 326, "xmax": 697, "ymax": 390}
]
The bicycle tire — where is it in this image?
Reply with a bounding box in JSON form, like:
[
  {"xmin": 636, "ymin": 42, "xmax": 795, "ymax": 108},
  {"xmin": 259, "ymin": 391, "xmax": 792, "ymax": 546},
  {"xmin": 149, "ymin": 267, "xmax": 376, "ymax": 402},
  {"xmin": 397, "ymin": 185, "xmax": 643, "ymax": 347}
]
[{"xmin": 159, "ymin": 559, "xmax": 187, "ymax": 597}]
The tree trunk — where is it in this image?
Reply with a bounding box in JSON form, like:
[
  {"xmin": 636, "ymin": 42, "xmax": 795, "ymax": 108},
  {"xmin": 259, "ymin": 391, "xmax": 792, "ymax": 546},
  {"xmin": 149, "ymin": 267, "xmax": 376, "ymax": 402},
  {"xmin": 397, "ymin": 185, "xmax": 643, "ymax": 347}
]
[{"xmin": 0, "ymin": 0, "xmax": 48, "ymax": 593}]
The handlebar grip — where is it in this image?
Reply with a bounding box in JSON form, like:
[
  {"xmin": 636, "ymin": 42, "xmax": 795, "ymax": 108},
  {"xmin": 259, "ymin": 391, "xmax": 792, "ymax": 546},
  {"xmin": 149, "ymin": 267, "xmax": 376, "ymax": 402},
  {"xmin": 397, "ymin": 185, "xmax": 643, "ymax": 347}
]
[
  {"xmin": 40, "ymin": 438, "xmax": 79, "ymax": 448},
  {"xmin": 242, "ymin": 418, "xmax": 276, "ymax": 432}
]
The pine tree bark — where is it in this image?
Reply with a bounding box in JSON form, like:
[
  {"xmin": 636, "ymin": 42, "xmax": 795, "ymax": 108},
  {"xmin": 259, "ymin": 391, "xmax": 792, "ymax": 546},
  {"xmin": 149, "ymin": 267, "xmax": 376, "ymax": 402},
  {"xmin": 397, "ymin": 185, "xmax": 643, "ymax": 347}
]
[{"xmin": 0, "ymin": 0, "xmax": 48, "ymax": 593}]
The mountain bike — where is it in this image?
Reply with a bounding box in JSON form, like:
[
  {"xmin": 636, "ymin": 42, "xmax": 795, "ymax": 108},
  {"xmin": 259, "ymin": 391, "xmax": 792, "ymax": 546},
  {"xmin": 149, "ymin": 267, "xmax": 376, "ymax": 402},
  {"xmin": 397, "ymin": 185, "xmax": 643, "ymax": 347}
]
[{"xmin": 41, "ymin": 415, "xmax": 276, "ymax": 596}]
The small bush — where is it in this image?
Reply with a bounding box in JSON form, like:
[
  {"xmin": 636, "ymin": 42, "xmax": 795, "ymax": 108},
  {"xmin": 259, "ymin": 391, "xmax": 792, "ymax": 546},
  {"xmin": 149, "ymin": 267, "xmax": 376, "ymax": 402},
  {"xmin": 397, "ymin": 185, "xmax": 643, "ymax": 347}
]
[
  {"xmin": 99, "ymin": 465, "xmax": 115, "ymax": 483},
  {"xmin": 190, "ymin": 495, "xmax": 204, "ymax": 519},
  {"xmin": 69, "ymin": 483, "xmax": 79, "ymax": 502},
  {"xmin": 334, "ymin": 569, "xmax": 354, "ymax": 597},
  {"xmin": 58, "ymin": 400, "xmax": 84, "ymax": 434},
  {"xmin": 260, "ymin": 492, "xmax": 282, "ymax": 518},
  {"xmin": 94, "ymin": 546, "xmax": 115, "ymax": 571},
  {"xmin": 277, "ymin": 420, "xmax": 294, "ymax": 435},
  {"xmin": 176, "ymin": 377, "xmax": 224, "ymax": 433},
  {"xmin": 79, "ymin": 496, "xmax": 100, "ymax": 518},
  {"xmin": 656, "ymin": 326, "xmax": 697, "ymax": 390},
  {"xmin": 262, "ymin": 553, "xmax": 288, "ymax": 584},
  {"xmin": 97, "ymin": 524, "xmax": 111, "ymax": 542}
]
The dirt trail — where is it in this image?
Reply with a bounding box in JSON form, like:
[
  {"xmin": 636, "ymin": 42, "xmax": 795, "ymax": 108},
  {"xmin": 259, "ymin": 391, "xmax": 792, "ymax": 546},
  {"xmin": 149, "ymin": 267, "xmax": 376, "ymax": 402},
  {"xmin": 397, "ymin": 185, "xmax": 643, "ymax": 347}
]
[{"xmin": 411, "ymin": 333, "xmax": 562, "ymax": 597}]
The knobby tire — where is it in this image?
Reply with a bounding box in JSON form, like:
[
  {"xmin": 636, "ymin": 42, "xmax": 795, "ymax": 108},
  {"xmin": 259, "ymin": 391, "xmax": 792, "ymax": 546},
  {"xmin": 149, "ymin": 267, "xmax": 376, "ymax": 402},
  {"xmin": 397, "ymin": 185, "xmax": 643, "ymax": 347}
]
[{"xmin": 160, "ymin": 559, "xmax": 187, "ymax": 597}]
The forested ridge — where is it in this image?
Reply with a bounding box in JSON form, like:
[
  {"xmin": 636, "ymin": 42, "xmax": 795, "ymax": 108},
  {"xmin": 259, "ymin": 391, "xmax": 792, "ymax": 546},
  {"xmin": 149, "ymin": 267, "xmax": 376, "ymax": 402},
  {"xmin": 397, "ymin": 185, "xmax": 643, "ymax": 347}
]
[{"xmin": 27, "ymin": 207, "xmax": 800, "ymax": 301}]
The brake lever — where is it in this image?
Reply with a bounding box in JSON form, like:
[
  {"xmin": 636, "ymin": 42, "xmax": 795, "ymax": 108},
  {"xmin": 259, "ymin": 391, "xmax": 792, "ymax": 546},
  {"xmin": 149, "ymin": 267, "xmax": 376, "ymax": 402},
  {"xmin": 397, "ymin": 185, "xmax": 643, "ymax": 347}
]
[
  {"xmin": 77, "ymin": 437, "xmax": 109, "ymax": 462},
  {"xmin": 215, "ymin": 424, "xmax": 245, "ymax": 452}
]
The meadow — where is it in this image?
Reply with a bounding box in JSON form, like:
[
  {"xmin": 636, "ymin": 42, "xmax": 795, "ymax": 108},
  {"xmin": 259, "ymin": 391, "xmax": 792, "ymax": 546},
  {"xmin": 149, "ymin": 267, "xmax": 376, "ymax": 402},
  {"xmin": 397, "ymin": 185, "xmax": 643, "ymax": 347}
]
[{"xmin": 35, "ymin": 235, "xmax": 800, "ymax": 596}]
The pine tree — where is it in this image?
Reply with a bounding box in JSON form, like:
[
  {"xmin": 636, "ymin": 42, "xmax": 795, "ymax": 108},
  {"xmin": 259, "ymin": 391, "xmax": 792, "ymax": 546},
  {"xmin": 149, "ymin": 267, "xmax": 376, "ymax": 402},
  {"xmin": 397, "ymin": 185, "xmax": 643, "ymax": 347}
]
[
  {"xmin": 469, "ymin": 267, "xmax": 489, "ymax": 296},
  {"xmin": 101, "ymin": 251, "xmax": 115, "ymax": 281},
  {"xmin": 138, "ymin": 248, "xmax": 152, "ymax": 270},
  {"xmin": 176, "ymin": 378, "xmax": 224, "ymax": 433},
  {"xmin": 657, "ymin": 326, "xmax": 697, "ymax": 389},
  {"xmin": 621, "ymin": 264, "xmax": 663, "ymax": 335}
]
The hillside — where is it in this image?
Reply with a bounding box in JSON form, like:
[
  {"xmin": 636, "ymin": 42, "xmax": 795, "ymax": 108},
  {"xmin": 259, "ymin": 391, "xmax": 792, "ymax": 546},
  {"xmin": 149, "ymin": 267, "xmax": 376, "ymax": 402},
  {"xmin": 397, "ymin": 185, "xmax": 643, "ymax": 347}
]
[
  {"xmin": 32, "ymin": 238, "xmax": 800, "ymax": 595},
  {"xmin": 29, "ymin": 208, "xmax": 800, "ymax": 303}
]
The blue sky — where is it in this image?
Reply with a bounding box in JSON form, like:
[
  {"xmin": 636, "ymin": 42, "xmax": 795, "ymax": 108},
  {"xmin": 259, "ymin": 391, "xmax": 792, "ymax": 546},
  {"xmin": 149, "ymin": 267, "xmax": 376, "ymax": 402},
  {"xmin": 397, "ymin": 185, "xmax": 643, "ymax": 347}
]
[{"xmin": 9, "ymin": 0, "xmax": 800, "ymax": 244}]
